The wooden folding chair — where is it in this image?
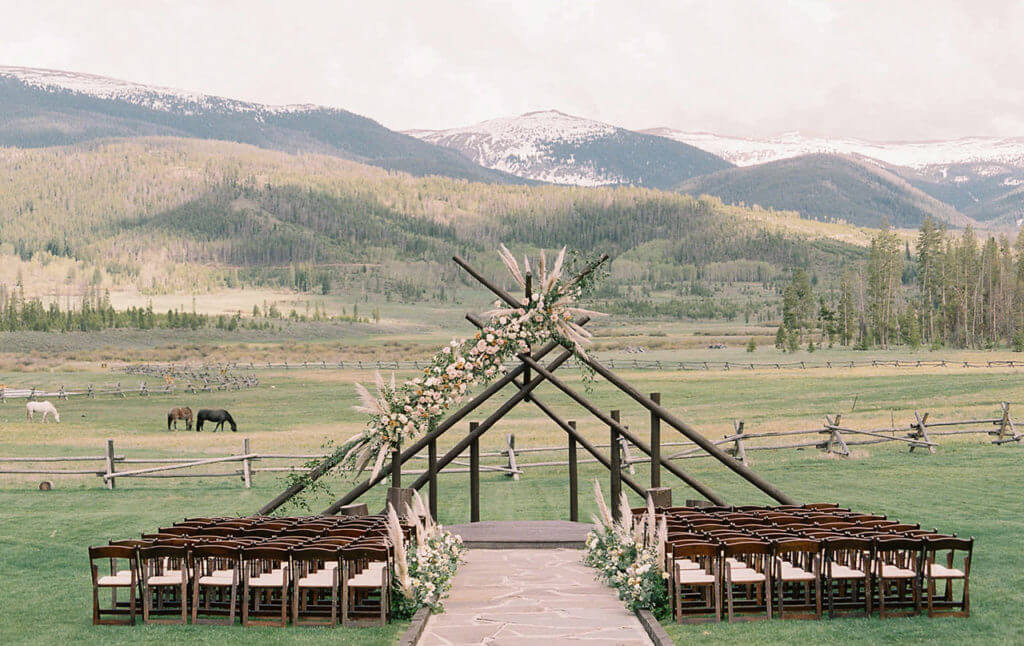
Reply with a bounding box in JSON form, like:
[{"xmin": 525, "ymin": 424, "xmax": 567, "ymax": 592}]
[
  {"xmin": 139, "ymin": 545, "xmax": 189, "ymax": 624},
  {"xmin": 291, "ymin": 547, "xmax": 341, "ymax": 626},
  {"xmin": 823, "ymin": 537, "xmax": 873, "ymax": 617},
  {"xmin": 671, "ymin": 543, "xmax": 721, "ymax": 623},
  {"xmin": 342, "ymin": 544, "xmax": 391, "ymax": 626},
  {"xmin": 89, "ymin": 545, "xmax": 139, "ymax": 625},
  {"xmin": 875, "ymin": 537, "xmax": 923, "ymax": 618},
  {"xmin": 191, "ymin": 544, "xmax": 241, "ymax": 625},
  {"xmin": 722, "ymin": 541, "xmax": 772, "ymax": 622},
  {"xmin": 242, "ymin": 546, "xmax": 291, "ymax": 626},
  {"xmin": 771, "ymin": 539, "xmax": 821, "ymax": 619},
  {"xmin": 924, "ymin": 537, "xmax": 972, "ymax": 617}
]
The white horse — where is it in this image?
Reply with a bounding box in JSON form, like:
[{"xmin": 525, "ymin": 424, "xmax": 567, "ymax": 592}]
[{"xmin": 26, "ymin": 400, "xmax": 60, "ymax": 423}]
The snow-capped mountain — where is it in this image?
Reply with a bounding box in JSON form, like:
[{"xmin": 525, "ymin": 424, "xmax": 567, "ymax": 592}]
[
  {"xmin": 406, "ymin": 110, "xmax": 731, "ymax": 188},
  {"xmin": 647, "ymin": 127, "xmax": 1024, "ymax": 225},
  {"xmin": 0, "ymin": 65, "xmax": 317, "ymax": 115},
  {"xmin": 0, "ymin": 66, "xmax": 521, "ymax": 182},
  {"xmin": 642, "ymin": 127, "xmax": 1024, "ymax": 170}
]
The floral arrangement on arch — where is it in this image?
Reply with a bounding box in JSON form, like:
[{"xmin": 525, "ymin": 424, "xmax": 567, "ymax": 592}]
[
  {"xmin": 386, "ymin": 490, "xmax": 465, "ymax": 616},
  {"xmin": 583, "ymin": 480, "xmax": 671, "ymax": 616},
  {"xmin": 330, "ymin": 245, "xmax": 606, "ymax": 481}
]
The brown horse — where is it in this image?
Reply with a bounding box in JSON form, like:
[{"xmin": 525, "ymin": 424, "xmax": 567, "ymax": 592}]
[{"xmin": 167, "ymin": 406, "xmax": 193, "ymax": 431}]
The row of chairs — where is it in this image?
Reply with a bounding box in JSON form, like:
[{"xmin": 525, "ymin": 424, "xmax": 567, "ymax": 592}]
[
  {"xmin": 650, "ymin": 504, "xmax": 972, "ymax": 623},
  {"xmin": 89, "ymin": 514, "xmax": 409, "ymax": 627}
]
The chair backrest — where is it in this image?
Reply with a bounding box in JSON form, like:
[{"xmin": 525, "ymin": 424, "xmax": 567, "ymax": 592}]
[
  {"xmin": 343, "ymin": 545, "xmax": 390, "ymax": 561},
  {"xmin": 108, "ymin": 538, "xmax": 152, "ymax": 547},
  {"xmin": 291, "ymin": 547, "xmax": 340, "ymax": 562},
  {"xmin": 803, "ymin": 502, "xmax": 842, "ymax": 510},
  {"xmin": 925, "ymin": 537, "xmax": 973, "ymax": 553},
  {"xmin": 672, "ymin": 542, "xmax": 719, "ymax": 559},
  {"xmin": 90, "ymin": 545, "xmax": 137, "ymax": 561},
  {"xmin": 723, "ymin": 540, "xmax": 771, "ymax": 557},
  {"xmin": 241, "ymin": 546, "xmax": 291, "ymax": 562},
  {"xmin": 772, "ymin": 538, "xmax": 819, "ymax": 555},
  {"xmin": 139, "ymin": 545, "xmax": 188, "ymax": 562},
  {"xmin": 875, "ymin": 537, "xmax": 923, "ymax": 554}
]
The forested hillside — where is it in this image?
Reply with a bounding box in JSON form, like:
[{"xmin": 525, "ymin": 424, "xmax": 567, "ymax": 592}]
[
  {"xmin": 677, "ymin": 154, "xmax": 975, "ymax": 229},
  {"xmin": 0, "ymin": 137, "xmax": 869, "ymax": 311}
]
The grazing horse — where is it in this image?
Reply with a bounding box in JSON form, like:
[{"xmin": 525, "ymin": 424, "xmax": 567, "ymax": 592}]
[
  {"xmin": 196, "ymin": 409, "xmax": 237, "ymax": 432},
  {"xmin": 26, "ymin": 400, "xmax": 60, "ymax": 423},
  {"xmin": 167, "ymin": 406, "xmax": 193, "ymax": 431}
]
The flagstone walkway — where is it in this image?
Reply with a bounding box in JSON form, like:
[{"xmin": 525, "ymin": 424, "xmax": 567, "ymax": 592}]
[{"xmin": 419, "ymin": 548, "xmax": 653, "ymax": 645}]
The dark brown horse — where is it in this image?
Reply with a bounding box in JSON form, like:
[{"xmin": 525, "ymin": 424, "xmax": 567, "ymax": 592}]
[{"xmin": 167, "ymin": 406, "xmax": 193, "ymax": 431}]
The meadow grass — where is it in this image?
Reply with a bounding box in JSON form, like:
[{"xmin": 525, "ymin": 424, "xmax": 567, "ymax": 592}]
[{"xmin": 2, "ymin": 365, "xmax": 1024, "ymax": 644}]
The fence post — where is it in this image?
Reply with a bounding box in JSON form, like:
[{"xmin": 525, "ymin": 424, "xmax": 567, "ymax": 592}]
[
  {"xmin": 650, "ymin": 393, "xmax": 661, "ymax": 488},
  {"xmin": 620, "ymin": 433, "xmax": 636, "ymax": 475},
  {"xmin": 610, "ymin": 410, "xmax": 622, "ymax": 521},
  {"xmin": 910, "ymin": 411, "xmax": 934, "ymax": 453},
  {"xmin": 428, "ymin": 437, "xmax": 438, "ymax": 521},
  {"xmin": 470, "ymin": 422, "xmax": 480, "ymax": 523},
  {"xmin": 505, "ymin": 433, "xmax": 519, "ymax": 481},
  {"xmin": 104, "ymin": 439, "xmax": 116, "ymax": 490},
  {"xmin": 242, "ymin": 438, "xmax": 252, "ymax": 488},
  {"xmin": 0, "ymin": 386, "xmax": 5, "ymax": 403},
  {"xmin": 733, "ymin": 420, "xmax": 748, "ymax": 466},
  {"xmin": 568, "ymin": 420, "xmax": 578, "ymax": 522}
]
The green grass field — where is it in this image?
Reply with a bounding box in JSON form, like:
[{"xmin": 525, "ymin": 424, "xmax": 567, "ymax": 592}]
[{"xmin": 2, "ymin": 361, "xmax": 1024, "ymax": 644}]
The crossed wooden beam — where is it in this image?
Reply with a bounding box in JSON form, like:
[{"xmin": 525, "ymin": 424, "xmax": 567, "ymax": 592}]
[{"xmin": 258, "ymin": 253, "xmax": 794, "ymax": 516}]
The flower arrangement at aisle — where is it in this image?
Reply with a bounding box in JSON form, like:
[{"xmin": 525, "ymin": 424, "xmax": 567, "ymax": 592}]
[
  {"xmin": 583, "ymin": 480, "xmax": 670, "ymax": 617},
  {"xmin": 286, "ymin": 245, "xmax": 606, "ymax": 501},
  {"xmin": 387, "ymin": 490, "xmax": 466, "ymax": 617}
]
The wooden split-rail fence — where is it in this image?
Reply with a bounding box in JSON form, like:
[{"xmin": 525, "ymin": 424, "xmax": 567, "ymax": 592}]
[
  {"xmin": 3, "ymin": 403, "xmax": 1018, "ymax": 492},
  {"xmin": 0, "ymin": 376, "xmax": 259, "ymax": 402},
  {"xmin": 122, "ymin": 356, "xmax": 1024, "ymax": 375}
]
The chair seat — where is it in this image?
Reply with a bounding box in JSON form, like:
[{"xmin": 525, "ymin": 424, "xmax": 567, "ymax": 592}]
[
  {"xmin": 880, "ymin": 564, "xmax": 916, "ymax": 579},
  {"xmin": 297, "ymin": 572, "xmax": 335, "ymax": 588},
  {"xmin": 725, "ymin": 557, "xmax": 747, "ymax": 568},
  {"xmin": 348, "ymin": 571, "xmax": 386, "ymax": 588},
  {"xmin": 827, "ymin": 564, "xmax": 866, "ymax": 579},
  {"xmin": 779, "ymin": 567, "xmax": 816, "ymax": 582},
  {"xmin": 249, "ymin": 571, "xmax": 287, "ymax": 587},
  {"xmin": 198, "ymin": 574, "xmax": 235, "ymax": 586},
  {"xmin": 676, "ymin": 570, "xmax": 716, "ymax": 585},
  {"xmin": 147, "ymin": 573, "xmax": 185, "ymax": 586},
  {"xmin": 927, "ymin": 563, "xmax": 965, "ymax": 579},
  {"xmin": 728, "ymin": 567, "xmax": 766, "ymax": 584},
  {"xmin": 674, "ymin": 560, "xmax": 702, "ymax": 572},
  {"xmin": 98, "ymin": 574, "xmax": 134, "ymax": 586}
]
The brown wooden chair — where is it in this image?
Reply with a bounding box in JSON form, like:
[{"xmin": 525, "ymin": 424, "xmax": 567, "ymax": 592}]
[
  {"xmin": 771, "ymin": 539, "xmax": 821, "ymax": 619},
  {"xmin": 874, "ymin": 537, "xmax": 922, "ymax": 618},
  {"xmin": 139, "ymin": 545, "xmax": 189, "ymax": 624},
  {"xmin": 291, "ymin": 547, "xmax": 341, "ymax": 626},
  {"xmin": 190, "ymin": 544, "xmax": 241, "ymax": 625},
  {"xmin": 924, "ymin": 537, "xmax": 972, "ymax": 617},
  {"xmin": 823, "ymin": 537, "xmax": 873, "ymax": 617},
  {"xmin": 342, "ymin": 544, "xmax": 391, "ymax": 626},
  {"xmin": 241, "ymin": 545, "xmax": 291, "ymax": 626},
  {"xmin": 671, "ymin": 543, "xmax": 721, "ymax": 623},
  {"xmin": 722, "ymin": 541, "xmax": 772, "ymax": 622},
  {"xmin": 89, "ymin": 545, "xmax": 139, "ymax": 625}
]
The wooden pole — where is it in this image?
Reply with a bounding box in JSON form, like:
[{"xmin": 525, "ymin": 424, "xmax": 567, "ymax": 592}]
[
  {"xmin": 391, "ymin": 438, "xmax": 401, "ymax": 489},
  {"xmin": 516, "ymin": 354, "xmax": 726, "ymax": 504},
  {"xmin": 561, "ymin": 354, "xmax": 796, "ymax": 504},
  {"xmin": 104, "ymin": 439, "xmax": 116, "ymax": 490},
  {"xmin": 277, "ymin": 337, "xmax": 568, "ymax": 516},
  {"xmin": 733, "ymin": 420, "xmax": 748, "ymax": 466},
  {"xmin": 505, "ymin": 433, "xmax": 519, "ymax": 481},
  {"xmin": 650, "ymin": 392, "xmax": 661, "ymax": 488},
  {"xmin": 323, "ymin": 343, "xmax": 578, "ymax": 514},
  {"xmin": 242, "ymin": 438, "xmax": 252, "ymax": 488},
  {"xmin": 428, "ymin": 437, "xmax": 438, "ymax": 521},
  {"xmin": 610, "ymin": 410, "xmax": 621, "ymax": 521},
  {"xmin": 470, "ymin": 422, "xmax": 480, "ymax": 523},
  {"xmin": 568, "ymin": 420, "xmax": 578, "ymax": 522},
  {"xmin": 523, "ymin": 272, "xmax": 532, "ymax": 400}
]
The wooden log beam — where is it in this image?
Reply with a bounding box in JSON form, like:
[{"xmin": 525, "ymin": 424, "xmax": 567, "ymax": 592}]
[
  {"xmin": 521, "ymin": 353, "xmax": 789, "ymax": 504},
  {"xmin": 266, "ymin": 336, "xmax": 567, "ymax": 515}
]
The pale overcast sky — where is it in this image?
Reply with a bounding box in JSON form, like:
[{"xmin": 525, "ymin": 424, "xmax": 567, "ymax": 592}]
[{"xmin": 1, "ymin": 0, "xmax": 1022, "ymax": 140}]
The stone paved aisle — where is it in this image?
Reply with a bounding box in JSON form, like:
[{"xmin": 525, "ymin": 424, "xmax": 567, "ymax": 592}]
[{"xmin": 420, "ymin": 549, "xmax": 653, "ymax": 645}]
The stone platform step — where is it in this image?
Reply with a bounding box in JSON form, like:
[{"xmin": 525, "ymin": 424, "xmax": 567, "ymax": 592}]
[{"xmin": 447, "ymin": 520, "xmax": 592, "ymax": 549}]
